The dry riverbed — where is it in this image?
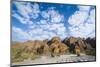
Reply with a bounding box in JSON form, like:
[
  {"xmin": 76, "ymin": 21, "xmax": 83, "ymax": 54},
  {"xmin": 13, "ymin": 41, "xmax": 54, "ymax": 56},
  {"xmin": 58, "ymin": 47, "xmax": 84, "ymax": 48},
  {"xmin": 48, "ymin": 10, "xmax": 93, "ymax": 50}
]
[{"xmin": 12, "ymin": 53, "xmax": 96, "ymax": 66}]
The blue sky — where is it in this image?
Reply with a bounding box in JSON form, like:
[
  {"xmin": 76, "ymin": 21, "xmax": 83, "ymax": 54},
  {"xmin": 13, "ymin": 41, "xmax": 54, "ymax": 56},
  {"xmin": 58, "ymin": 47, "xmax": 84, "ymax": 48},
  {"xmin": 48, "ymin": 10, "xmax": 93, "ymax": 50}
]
[{"xmin": 11, "ymin": 1, "xmax": 96, "ymax": 42}]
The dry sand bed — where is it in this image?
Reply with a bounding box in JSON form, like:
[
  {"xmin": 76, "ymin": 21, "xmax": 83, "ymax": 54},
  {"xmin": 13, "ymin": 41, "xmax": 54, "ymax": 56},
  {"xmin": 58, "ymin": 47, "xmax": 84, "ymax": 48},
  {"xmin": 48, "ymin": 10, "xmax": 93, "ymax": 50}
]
[{"xmin": 12, "ymin": 54, "xmax": 96, "ymax": 66}]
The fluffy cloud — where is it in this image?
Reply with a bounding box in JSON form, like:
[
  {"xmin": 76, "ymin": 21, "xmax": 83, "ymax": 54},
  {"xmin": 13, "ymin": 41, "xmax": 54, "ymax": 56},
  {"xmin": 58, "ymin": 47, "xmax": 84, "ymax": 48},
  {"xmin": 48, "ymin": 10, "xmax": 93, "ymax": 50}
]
[
  {"xmin": 39, "ymin": 20, "xmax": 47, "ymax": 24},
  {"xmin": 68, "ymin": 11, "xmax": 89, "ymax": 26},
  {"xmin": 41, "ymin": 11, "xmax": 50, "ymax": 20},
  {"xmin": 28, "ymin": 23, "xmax": 67, "ymax": 40},
  {"xmin": 48, "ymin": 9, "xmax": 64, "ymax": 23},
  {"xmin": 78, "ymin": 6, "xmax": 91, "ymax": 12},
  {"xmin": 12, "ymin": 2, "xmax": 67, "ymax": 41},
  {"xmin": 12, "ymin": 1, "xmax": 95, "ymax": 42},
  {"xmin": 12, "ymin": 27, "xmax": 32, "ymax": 41},
  {"xmin": 12, "ymin": 2, "xmax": 40, "ymax": 25},
  {"xmin": 12, "ymin": 13, "xmax": 27, "ymax": 24},
  {"xmin": 68, "ymin": 6, "xmax": 95, "ymax": 38},
  {"xmin": 41, "ymin": 8, "xmax": 64, "ymax": 24}
]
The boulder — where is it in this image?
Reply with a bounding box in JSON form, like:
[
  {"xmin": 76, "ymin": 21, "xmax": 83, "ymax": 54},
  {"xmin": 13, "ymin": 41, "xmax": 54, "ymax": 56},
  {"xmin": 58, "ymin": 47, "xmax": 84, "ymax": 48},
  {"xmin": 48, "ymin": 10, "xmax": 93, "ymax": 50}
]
[
  {"xmin": 50, "ymin": 36, "xmax": 69, "ymax": 57},
  {"xmin": 64, "ymin": 37, "xmax": 87, "ymax": 53},
  {"xmin": 24, "ymin": 40, "xmax": 50, "ymax": 55}
]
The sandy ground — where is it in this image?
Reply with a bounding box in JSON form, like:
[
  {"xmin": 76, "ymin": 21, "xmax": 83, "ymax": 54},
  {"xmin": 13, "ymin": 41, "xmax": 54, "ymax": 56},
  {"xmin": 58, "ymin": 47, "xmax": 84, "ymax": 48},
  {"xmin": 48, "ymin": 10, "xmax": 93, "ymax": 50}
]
[{"xmin": 12, "ymin": 53, "xmax": 96, "ymax": 66}]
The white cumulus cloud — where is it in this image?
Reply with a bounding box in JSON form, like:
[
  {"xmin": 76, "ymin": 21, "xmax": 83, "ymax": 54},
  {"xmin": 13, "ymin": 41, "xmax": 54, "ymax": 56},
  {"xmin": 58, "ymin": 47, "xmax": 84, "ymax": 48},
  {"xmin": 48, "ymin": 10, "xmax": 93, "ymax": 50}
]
[
  {"xmin": 68, "ymin": 6, "xmax": 95, "ymax": 38},
  {"xmin": 13, "ymin": 2, "xmax": 40, "ymax": 25},
  {"xmin": 12, "ymin": 27, "xmax": 32, "ymax": 41},
  {"xmin": 12, "ymin": 2, "xmax": 68, "ymax": 41}
]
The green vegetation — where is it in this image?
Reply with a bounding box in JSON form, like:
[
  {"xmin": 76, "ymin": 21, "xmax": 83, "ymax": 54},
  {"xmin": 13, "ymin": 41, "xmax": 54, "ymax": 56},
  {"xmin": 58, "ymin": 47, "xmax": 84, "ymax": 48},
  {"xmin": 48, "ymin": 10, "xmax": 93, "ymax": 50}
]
[
  {"xmin": 12, "ymin": 37, "xmax": 96, "ymax": 63},
  {"xmin": 85, "ymin": 49, "xmax": 96, "ymax": 56},
  {"xmin": 12, "ymin": 46, "xmax": 39, "ymax": 63},
  {"xmin": 12, "ymin": 48, "xmax": 24, "ymax": 62}
]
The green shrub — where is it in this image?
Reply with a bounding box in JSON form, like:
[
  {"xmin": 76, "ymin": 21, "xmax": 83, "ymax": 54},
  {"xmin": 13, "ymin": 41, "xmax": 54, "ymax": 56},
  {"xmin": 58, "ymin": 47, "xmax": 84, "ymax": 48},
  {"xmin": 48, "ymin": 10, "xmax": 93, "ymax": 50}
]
[
  {"xmin": 12, "ymin": 47, "xmax": 40, "ymax": 63},
  {"xmin": 85, "ymin": 49, "xmax": 96, "ymax": 56},
  {"xmin": 12, "ymin": 48, "xmax": 24, "ymax": 62}
]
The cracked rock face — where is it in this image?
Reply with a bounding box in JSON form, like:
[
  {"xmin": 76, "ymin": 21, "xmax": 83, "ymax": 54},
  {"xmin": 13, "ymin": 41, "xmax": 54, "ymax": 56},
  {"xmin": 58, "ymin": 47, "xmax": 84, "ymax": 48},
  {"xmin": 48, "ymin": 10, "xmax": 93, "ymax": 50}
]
[
  {"xmin": 50, "ymin": 36, "xmax": 69, "ymax": 57},
  {"xmin": 12, "ymin": 36, "xmax": 96, "ymax": 64}
]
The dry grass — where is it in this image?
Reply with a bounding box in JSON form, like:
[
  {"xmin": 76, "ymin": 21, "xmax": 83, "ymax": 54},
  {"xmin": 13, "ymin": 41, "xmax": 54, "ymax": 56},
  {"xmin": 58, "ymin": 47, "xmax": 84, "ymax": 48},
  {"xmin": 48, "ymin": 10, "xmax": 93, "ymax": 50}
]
[{"xmin": 11, "ymin": 37, "xmax": 96, "ymax": 63}]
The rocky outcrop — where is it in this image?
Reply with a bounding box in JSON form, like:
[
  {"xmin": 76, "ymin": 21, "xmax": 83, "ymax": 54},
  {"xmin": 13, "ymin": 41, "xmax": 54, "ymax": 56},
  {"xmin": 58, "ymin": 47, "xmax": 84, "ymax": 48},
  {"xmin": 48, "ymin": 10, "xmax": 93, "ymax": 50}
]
[
  {"xmin": 50, "ymin": 37, "xmax": 69, "ymax": 57},
  {"xmin": 64, "ymin": 37, "xmax": 87, "ymax": 53},
  {"xmin": 23, "ymin": 40, "xmax": 50, "ymax": 56},
  {"xmin": 12, "ymin": 37, "xmax": 96, "ymax": 62}
]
